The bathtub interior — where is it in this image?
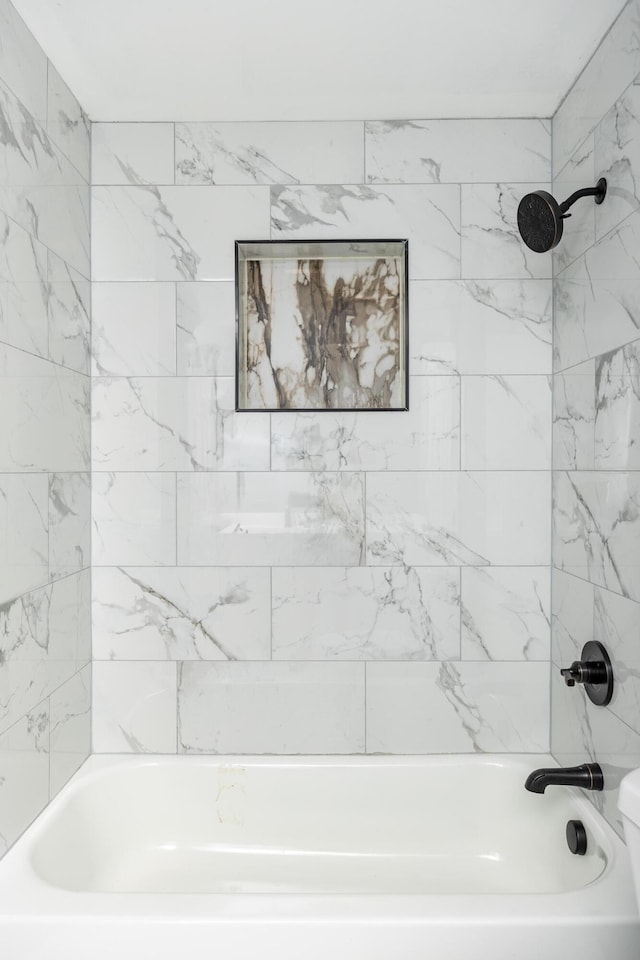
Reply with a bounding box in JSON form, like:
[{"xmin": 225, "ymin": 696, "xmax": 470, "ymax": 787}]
[{"xmin": 26, "ymin": 755, "xmax": 609, "ymax": 895}]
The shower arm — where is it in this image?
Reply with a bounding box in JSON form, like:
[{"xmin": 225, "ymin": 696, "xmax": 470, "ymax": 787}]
[{"xmin": 559, "ymin": 179, "xmax": 607, "ymax": 217}]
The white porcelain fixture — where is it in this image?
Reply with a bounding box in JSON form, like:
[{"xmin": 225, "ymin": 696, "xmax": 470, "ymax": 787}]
[
  {"xmin": 619, "ymin": 768, "xmax": 640, "ymax": 909},
  {"xmin": 0, "ymin": 754, "xmax": 637, "ymax": 960}
]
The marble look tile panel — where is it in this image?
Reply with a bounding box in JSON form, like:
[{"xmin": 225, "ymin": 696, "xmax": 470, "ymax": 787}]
[
  {"xmin": 92, "ymin": 123, "xmax": 175, "ymax": 185},
  {"xmin": 92, "ymin": 661, "xmax": 177, "ymax": 753},
  {"xmin": 461, "ymin": 375, "xmax": 551, "ymax": 470},
  {"xmin": 0, "ymin": 0, "xmax": 47, "ymax": 125},
  {"xmin": 551, "ymin": 568, "xmax": 595, "ymax": 668},
  {"xmin": 272, "ymin": 566, "xmax": 460, "ymax": 661},
  {"xmin": 178, "ymin": 472, "xmax": 365, "ymax": 567},
  {"xmin": 178, "ymin": 661, "xmax": 365, "ymax": 754},
  {"xmin": 553, "ymin": 470, "xmax": 640, "ymax": 601},
  {"xmin": 461, "ymin": 567, "xmax": 550, "ymax": 661},
  {"xmin": 92, "ymin": 567, "xmax": 271, "ymax": 661},
  {"xmin": 594, "ymin": 339, "xmax": 640, "ymax": 469},
  {"xmin": 271, "ymin": 376, "xmax": 460, "ymax": 471},
  {"xmin": 0, "ymin": 344, "xmax": 89, "ymax": 472},
  {"xmin": 595, "ymin": 77, "xmax": 640, "ymax": 241},
  {"xmin": 553, "ymin": 0, "xmax": 640, "ymax": 176},
  {"xmin": 92, "ymin": 282, "xmax": 176, "ymax": 376},
  {"xmin": 176, "ymin": 121, "xmax": 364, "ymax": 185},
  {"xmin": 49, "ymin": 664, "xmax": 90, "ymax": 797},
  {"xmin": 551, "ymin": 668, "xmax": 640, "ymax": 836},
  {"xmin": 365, "ymin": 119, "xmax": 550, "ymax": 184},
  {"xmin": 270, "ymin": 184, "xmax": 460, "ymax": 280},
  {"xmin": 553, "ymin": 211, "xmax": 640, "ymax": 370},
  {"xmin": 46, "ymin": 65, "xmax": 90, "ymax": 183},
  {"xmin": 0, "ymin": 473, "xmax": 48, "ymax": 603},
  {"xmin": 552, "ymin": 134, "xmax": 596, "ymax": 275},
  {"xmin": 366, "ymin": 471, "xmax": 549, "ymax": 567},
  {"xmin": 91, "ymin": 185, "xmax": 270, "ymax": 281},
  {"xmin": 552, "ymin": 361, "xmax": 596, "ymax": 471},
  {"xmin": 92, "ymin": 377, "xmax": 270, "ymax": 472},
  {"xmin": 47, "ymin": 251, "xmax": 90, "ymax": 375},
  {"xmin": 92, "ymin": 472, "xmax": 176, "ymax": 566},
  {"xmin": 48, "ymin": 472, "xmax": 90, "ymax": 580},
  {"xmin": 366, "ymin": 661, "xmax": 549, "ymax": 753},
  {"xmin": 461, "ymin": 183, "xmax": 552, "ymax": 279},
  {"xmin": 409, "ymin": 279, "xmax": 552, "ymax": 376},
  {"xmin": 594, "ymin": 586, "xmax": 640, "ymax": 735},
  {"xmin": 0, "ymin": 704, "xmax": 49, "ymax": 856},
  {"xmin": 0, "ymin": 210, "xmax": 48, "ymax": 359},
  {"xmin": 176, "ymin": 281, "xmax": 234, "ymax": 377}
]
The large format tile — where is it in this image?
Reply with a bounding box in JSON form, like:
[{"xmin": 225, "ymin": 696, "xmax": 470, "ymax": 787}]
[
  {"xmin": 366, "ymin": 662, "xmax": 549, "ymax": 753},
  {"xmin": 92, "ymin": 185, "xmax": 270, "ymax": 281},
  {"xmin": 552, "ymin": 134, "xmax": 596, "ymax": 275},
  {"xmin": 46, "ymin": 65, "xmax": 90, "ymax": 183},
  {"xmin": 271, "ymin": 184, "xmax": 460, "ymax": 280},
  {"xmin": 0, "ymin": 473, "xmax": 48, "ymax": 603},
  {"xmin": 92, "ymin": 661, "xmax": 177, "ymax": 753},
  {"xmin": 92, "ymin": 123, "xmax": 175, "ymax": 185},
  {"xmin": 595, "ymin": 77, "xmax": 640, "ymax": 240},
  {"xmin": 92, "ymin": 567, "xmax": 271, "ymax": 661},
  {"xmin": 272, "ymin": 566, "xmax": 460, "ymax": 660},
  {"xmin": 0, "ymin": 704, "xmax": 49, "ymax": 856},
  {"xmin": 594, "ymin": 586, "xmax": 640, "ymax": 735},
  {"xmin": 552, "ymin": 361, "xmax": 596, "ymax": 471},
  {"xmin": 48, "ymin": 472, "xmax": 90, "ymax": 580},
  {"xmin": 365, "ymin": 119, "xmax": 550, "ymax": 184},
  {"xmin": 92, "ymin": 472, "xmax": 176, "ymax": 566},
  {"xmin": 366, "ymin": 471, "xmax": 549, "ymax": 566},
  {"xmin": 461, "ymin": 567, "xmax": 550, "ymax": 661},
  {"xmin": 0, "ymin": 0, "xmax": 47, "ymax": 125},
  {"xmin": 594, "ymin": 340, "xmax": 640, "ymax": 469},
  {"xmin": 47, "ymin": 251, "xmax": 90, "ymax": 375},
  {"xmin": 176, "ymin": 281, "xmax": 235, "ymax": 377},
  {"xmin": 91, "ymin": 282, "xmax": 176, "ymax": 376},
  {"xmin": 176, "ymin": 121, "xmax": 364, "ymax": 185},
  {"xmin": 178, "ymin": 661, "xmax": 365, "ymax": 754},
  {"xmin": 178, "ymin": 472, "xmax": 365, "ymax": 566},
  {"xmin": 49, "ymin": 664, "xmax": 90, "ymax": 797},
  {"xmin": 551, "ymin": 568, "xmax": 595, "ymax": 668},
  {"xmin": 0, "ymin": 210, "xmax": 48, "ymax": 359}
]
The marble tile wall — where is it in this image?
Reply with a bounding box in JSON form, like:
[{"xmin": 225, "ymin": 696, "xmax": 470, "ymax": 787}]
[
  {"xmin": 0, "ymin": 0, "xmax": 91, "ymax": 858},
  {"xmin": 551, "ymin": 0, "xmax": 640, "ymax": 835},
  {"xmin": 91, "ymin": 115, "xmax": 553, "ymax": 757}
]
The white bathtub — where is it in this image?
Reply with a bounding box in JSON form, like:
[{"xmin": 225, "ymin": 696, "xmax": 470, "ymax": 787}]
[{"xmin": 0, "ymin": 754, "xmax": 637, "ymax": 959}]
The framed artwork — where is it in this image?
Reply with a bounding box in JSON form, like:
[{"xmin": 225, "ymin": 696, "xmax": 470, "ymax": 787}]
[{"xmin": 235, "ymin": 239, "xmax": 408, "ymax": 411}]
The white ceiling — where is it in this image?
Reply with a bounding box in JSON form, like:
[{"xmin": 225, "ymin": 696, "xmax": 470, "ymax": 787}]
[{"xmin": 11, "ymin": 0, "xmax": 630, "ymax": 121}]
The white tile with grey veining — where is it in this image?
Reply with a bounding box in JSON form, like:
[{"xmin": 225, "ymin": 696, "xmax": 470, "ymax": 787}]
[
  {"xmin": 0, "ymin": 75, "xmax": 57, "ymax": 191},
  {"xmin": 0, "ymin": 705, "xmax": 49, "ymax": 856},
  {"xmin": 92, "ymin": 123, "xmax": 175, "ymax": 185},
  {"xmin": 49, "ymin": 664, "xmax": 90, "ymax": 797},
  {"xmin": 552, "ymin": 134, "xmax": 596, "ymax": 274},
  {"xmin": 91, "ymin": 281, "xmax": 176, "ymax": 376},
  {"xmin": 271, "ymin": 184, "xmax": 460, "ymax": 280},
  {"xmin": 271, "ymin": 376, "xmax": 460, "ymax": 471},
  {"xmin": 178, "ymin": 472, "xmax": 365, "ymax": 567},
  {"xmin": 48, "ymin": 472, "xmax": 90, "ymax": 579},
  {"xmin": 47, "ymin": 251, "xmax": 90, "ymax": 374},
  {"xmin": 595, "ymin": 78, "xmax": 640, "ymax": 240},
  {"xmin": 594, "ymin": 340, "xmax": 640, "ymax": 469},
  {"xmin": 0, "ymin": 0, "xmax": 47, "ymax": 125},
  {"xmin": 409, "ymin": 279, "xmax": 552, "ymax": 375},
  {"xmin": 553, "ymin": 470, "xmax": 640, "ymax": 601},
  {"xmin": 366, "ymin": 471, "xmax": 549, "ymax": 567},
  {"xmin": 272, "ymin": 566, "xmax": 460, "ymax": 661},
  {"xmin": 178, "ymin": 661, "xmax": 365, "ymax": 754},
  {"xmin": 92, "ymin": 661, "xmax": 177, "ymax": 753},
  {"xmin": 551, "ymin": 568, "xmax": 595, "ymax": 668},
  {"xmin": 176, "ymin": 121, "xmax": 364, "ymax": 185},
  {"xmin": 0, "ymin": 473, "xmax": 47, "ymax": 603},
  {"xmin": 92, "ymin": 472, "xmax": 176, "ymax": 566},
  {"xmin": 0, "ymin": 210, "xmax": 48, "ymax": 359},
  {"xmin": 553, "ymin": 0, "xmax": 640, "ymax": 176},
  {"xmin": 92, "ymin": 566, "xmax": 271, "ymax": 661},
  {"xmin": 461, "ymin": 375, "xmax": 551, "ymax": 470},
  {"xmin": 46, "ymin": 64, "xmax": 90, "ymax": 183},
  {"xmin": 366, "ymin": 661, "xmax": 549, "ymax": 753},
  {"xmin": 553, "ymin": 361, "xmax": 595, "ymax": 471},
  {"xmin": 92, "ymin": 185, "xmax": 270, "ymax": 281},
  {"xmin": 461, "ymin": 567, "xmax": 550, "ymax": 661},
  {"xmin": 594, "ymin": 586, "xmax": 640, "ymax": 734},
  {"xmin": 365, "ymin": 119, "xmax": 550, "ymax": 184},
  {"xmin": 554, "ymin": 211, "xmax": 640, "ymax": 370},
  {"xmin": 461, "ymin": 183, "xmax": 552, "ymax": 279},
  {"xmin": 0, "ymin": 344, "xmax": 89, "ymax": 471},
  {"xmin": 92, "ymin": 377, "xmax": 270, "ymax": 471},
  {"xmin": 176, "ymin": 281, "xmax": 234, "ymax": 377}
]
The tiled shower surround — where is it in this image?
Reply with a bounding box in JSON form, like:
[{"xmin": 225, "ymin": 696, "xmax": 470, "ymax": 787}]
[
  {"xmin": 0, "ymin": 0, "xmax": 91, "ymax": 854},
  {"xmin": 551, "ymin": 0, "xmax": 640, "ymax": 833},
  {"xmin": 90, "ymin": 117, "xmax": 553, "ymax": 756}
]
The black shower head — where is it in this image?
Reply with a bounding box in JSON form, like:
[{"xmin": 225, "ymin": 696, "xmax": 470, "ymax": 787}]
[{"xmin": 517, "ymin": 178, "xmax": 607, "ymax": 253}]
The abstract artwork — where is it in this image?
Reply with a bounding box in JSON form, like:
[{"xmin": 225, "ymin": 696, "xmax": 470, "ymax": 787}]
[{"xmin": 235, "ymin": 240, "xmax": 408, "ymax": 411}]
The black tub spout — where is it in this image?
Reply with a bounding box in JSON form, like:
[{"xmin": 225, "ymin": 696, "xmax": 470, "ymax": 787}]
[{"xmin": 525, "ymin": 763, "xmax": 604, "ymax": 794}]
